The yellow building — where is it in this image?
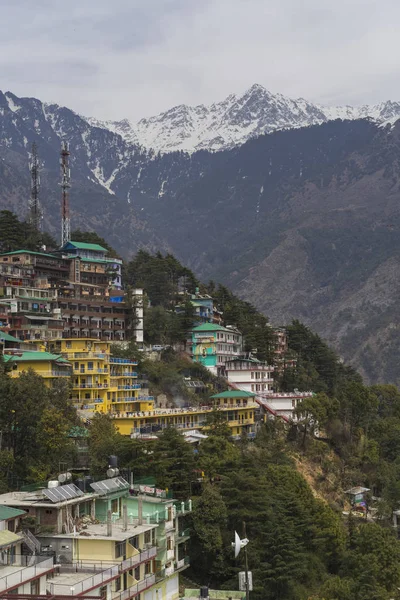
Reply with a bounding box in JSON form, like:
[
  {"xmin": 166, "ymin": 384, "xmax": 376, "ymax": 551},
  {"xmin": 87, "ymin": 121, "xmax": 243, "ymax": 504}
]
[
  {"xmin": 3, "ymin": 351, "xmax": 72, "ymax": 385},
  {"xmin": 48, "ymin": 338, "xmax": 149, "ymax": 413},
  {"xmin": 111, "ymin": 390, "xmax": 258, "ymax": 439}
]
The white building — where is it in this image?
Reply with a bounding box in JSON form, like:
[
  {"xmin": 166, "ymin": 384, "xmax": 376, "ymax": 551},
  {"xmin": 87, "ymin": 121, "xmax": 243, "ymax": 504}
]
[
  {"xmin": 226, "ymin": 357, "xmax": 274, "ymax": 394},
  {"xmin": 257, "ymin": 391, "xmax": 314, "ymax": 421}
]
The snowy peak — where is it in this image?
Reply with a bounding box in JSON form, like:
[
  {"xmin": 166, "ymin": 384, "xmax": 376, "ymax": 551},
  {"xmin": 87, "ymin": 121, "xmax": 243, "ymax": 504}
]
[{"xmin": 84, "ymin": 84, "xmax": 400, "ymax": 154}]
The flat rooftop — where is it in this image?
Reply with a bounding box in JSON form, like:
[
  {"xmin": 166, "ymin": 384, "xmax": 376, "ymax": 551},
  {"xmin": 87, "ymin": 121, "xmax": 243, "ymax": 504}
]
[
  {"xmin": 46, "ymin": 519, "xmax": 156, "ymax": 541},
  {"xmin": 0, "ymin": 490, "xmax": 97, "ymax": 509}
]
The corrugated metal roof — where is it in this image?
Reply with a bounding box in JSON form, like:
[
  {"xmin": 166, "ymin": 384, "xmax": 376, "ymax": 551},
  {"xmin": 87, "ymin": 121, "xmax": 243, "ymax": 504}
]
[
  {"xmin": 0, "ymin": 506, "xmax": 26, "ymax": 520},
  {"xmin": 0, "ymin": 332, "xmax": 21, "ymax": 343},
  {"xmin": 65, "ymin": 241, "xmax": 107, "ymax": 252},
  {"xmin": 0, "ymin": 530, "xmax": 23, "ymax": 548},
  {"xmin": 210, "ymin": 390, "xmax": 256, "ymax": 399},
  {"xmin": 3, "ymin": 352, "xmax": 70, "ymax": 364}
]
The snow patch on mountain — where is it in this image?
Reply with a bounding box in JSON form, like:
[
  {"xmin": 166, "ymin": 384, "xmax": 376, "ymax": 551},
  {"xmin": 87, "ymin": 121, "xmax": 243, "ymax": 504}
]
[{"xmin": 83, "ymin": 84, "xmax": 400, "ymax": 154}]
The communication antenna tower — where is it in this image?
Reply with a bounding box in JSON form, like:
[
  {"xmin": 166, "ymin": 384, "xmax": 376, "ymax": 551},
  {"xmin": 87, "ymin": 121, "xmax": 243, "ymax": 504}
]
[
  {"xmin": 28, "ymin": 142, "xmax": 42, "ymax": 231},
  {"xmin": 60, "ymin": 141, "xmax": 71, "ymax": 247}
]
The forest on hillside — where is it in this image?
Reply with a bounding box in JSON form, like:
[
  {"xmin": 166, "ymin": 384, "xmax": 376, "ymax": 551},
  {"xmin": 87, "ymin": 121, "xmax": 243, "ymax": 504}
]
[{"xmin": 4, "ymin": 217, "xmax": 400, "ymax": 598}]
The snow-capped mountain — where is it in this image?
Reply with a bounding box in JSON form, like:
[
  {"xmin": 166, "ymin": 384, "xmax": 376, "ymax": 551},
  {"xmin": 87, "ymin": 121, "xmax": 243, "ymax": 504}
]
[{"xmin": 86, "ymin": 84, "xmax": 400, "ymax": 154}]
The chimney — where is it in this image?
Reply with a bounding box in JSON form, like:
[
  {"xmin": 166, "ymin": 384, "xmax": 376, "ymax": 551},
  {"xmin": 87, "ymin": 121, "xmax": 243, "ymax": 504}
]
[
  {"xmin": 107, "ymin": 509, "xmax": 112, "ymax": 537},
  {"xmin": 123, "ymin": 504, "xmax": 128, "ymax": 532},
  {"xmin": 138, "ymin": 496, "xmax": 143, "ymax": 525}
]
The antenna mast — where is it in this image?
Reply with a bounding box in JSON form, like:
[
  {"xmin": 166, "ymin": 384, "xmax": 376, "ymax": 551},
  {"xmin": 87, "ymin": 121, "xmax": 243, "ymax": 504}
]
[
  {"xmin": 60, "ymin": 141, "xmax": 71, "ymax": 247},
  {"xmin": 29, "ymin": 142, "xmax": 42, "ymax": 231}
]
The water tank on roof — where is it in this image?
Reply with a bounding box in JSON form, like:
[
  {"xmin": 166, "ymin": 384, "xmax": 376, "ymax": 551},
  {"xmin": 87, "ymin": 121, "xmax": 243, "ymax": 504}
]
[
  {"xmin": 58, "ymin": 472, "xmax": 72, "ymax": 484},
  {"xmin": 107, "ymin": 467, "xmax": 120, "ymax": 478},
  {"xmin": 108, "ymin": 455, "xmax": 118, "ymax": 468},
  {"xmin": 200, "ymin": 587, "xmax": 209, "ymax": 599}
]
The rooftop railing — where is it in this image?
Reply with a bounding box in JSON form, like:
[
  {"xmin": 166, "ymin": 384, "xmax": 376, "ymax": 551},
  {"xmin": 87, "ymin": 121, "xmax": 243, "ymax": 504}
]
[{"xmin": 0, "ymin": 556, "xmax": 54, "ymax": 593}]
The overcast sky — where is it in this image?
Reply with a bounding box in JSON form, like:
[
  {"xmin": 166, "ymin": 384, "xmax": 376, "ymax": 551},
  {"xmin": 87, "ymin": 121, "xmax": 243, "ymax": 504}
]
[{"xmin": 1, "ymin": 0, "xmax": 400, "ymax": 122}]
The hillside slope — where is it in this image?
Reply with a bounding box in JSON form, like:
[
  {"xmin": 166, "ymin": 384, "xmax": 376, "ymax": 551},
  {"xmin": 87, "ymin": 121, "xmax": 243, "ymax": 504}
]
[{"xmin": 2, "ymin": 91, "xmax": 400, "ymax": 382}]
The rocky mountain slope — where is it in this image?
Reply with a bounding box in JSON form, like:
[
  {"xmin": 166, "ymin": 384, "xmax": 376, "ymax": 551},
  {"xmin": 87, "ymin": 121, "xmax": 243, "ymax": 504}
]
[
  {"xmin": 2, "ymin": 90, "xmax": 400, "ymax": 383},
  {"xmin": 87, "ymin": 83, "xmax": 400, "ymax": 153}
]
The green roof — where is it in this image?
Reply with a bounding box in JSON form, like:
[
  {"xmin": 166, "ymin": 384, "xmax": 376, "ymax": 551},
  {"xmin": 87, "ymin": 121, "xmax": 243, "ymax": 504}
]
[
  {"xmin": 210, "ymin": 390, "xmax": 256, "ymax": 399},
  {"xmin": 0, "ymin": 332, "xmax": 21, "ymax": 343},
  {"xmin": 3, "ymin": 352, "xmax": 71, "ymax": 364},
  {"xmin": 0, "ymin": 250, "xmax": 59, "ymax": 259},
  {"xmin": 192, "ymin": 323, "xmax": 237, "ymax": 333},
  {"xmin": 67, "ymin": 241, "xmax": 107, "ymax": 252},
  {"xmin": 0, "ymin": 506, "xmax": 26, "ymax": 520}
]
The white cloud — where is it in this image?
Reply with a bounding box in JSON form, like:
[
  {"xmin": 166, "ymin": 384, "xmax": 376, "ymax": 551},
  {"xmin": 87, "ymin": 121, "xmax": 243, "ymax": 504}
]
[{"xmin": 1, "ymin": 0, "xmax": 400, "ymax": 120}]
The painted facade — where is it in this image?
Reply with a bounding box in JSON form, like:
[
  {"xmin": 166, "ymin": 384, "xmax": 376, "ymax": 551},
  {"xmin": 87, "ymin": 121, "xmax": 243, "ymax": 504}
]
[
  {"xmin": 3, "ymin": 351, "xmax": 72, "ymax": 385},
  {"xmin": 190, "ymin": 323, "xmax": 242, "ymax": 376}
]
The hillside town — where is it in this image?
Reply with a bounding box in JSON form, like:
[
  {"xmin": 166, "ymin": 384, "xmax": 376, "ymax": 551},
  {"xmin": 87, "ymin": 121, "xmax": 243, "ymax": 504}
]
[{"xmin": 0, "ymin": 211, "xmax": 312, "ymax": 600}]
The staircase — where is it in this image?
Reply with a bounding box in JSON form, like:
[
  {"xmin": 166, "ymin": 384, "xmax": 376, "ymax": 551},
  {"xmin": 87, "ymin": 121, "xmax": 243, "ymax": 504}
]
[{"xmin": 22, "ymin": 529, "xmax": 41, "ymax": 554}]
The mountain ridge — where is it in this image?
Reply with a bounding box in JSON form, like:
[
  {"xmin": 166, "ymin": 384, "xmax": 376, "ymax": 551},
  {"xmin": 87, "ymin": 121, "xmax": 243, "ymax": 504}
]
[{"xmin": 83, "ymin": 83, "xmax": 400, "ymax": 153}]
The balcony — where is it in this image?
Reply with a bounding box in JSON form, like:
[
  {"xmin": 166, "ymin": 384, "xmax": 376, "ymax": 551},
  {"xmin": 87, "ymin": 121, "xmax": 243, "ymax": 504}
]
[
  {"xmin": 176, "ymin": 529, "xmax": 190, "ymax": 544},
  {"xmin": 48, "ymin": 564, "xmax": 119, "ymax": 596},
  {"xmin": 110, "ymin": 358, "xmax": 138, "ymax": 365},
  {"xmin": 0, "ymin": 556, "xmax": 54, "ymax": 593},
  {"xmin": 74, "ymin": 383, "xmax": 109, "ymax": 389},
  {"xmin": 165, "ymin": 519, "xmax": 174, "ymax": 532},
  {"xmin": 166, "ymin": 549, "xmax": 175, "ymax": 561},
  {"xmin": 114, "ymin": 574, "xmax": 156, "ymax": 600},
  {"xmin": 175, "ymin": 556, "xmax": 190, "ymax": 572},
  {"xmin": 117, "ymin": 385, "xmax": 141, "ymax": 390},
  {"xmin": 174, "ymin": 500, "xmax": 192, "ymax": 515}
]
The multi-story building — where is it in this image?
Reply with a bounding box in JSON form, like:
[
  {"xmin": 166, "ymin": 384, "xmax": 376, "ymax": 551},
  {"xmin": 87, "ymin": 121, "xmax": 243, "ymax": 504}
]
[
  {"xmin": 226, "ymin": 357, "xmax": 274, "ymax": 394},
  {"xmin": 0, "ymin": 245, "xmax": 143, "ymax": 344},
  {"xmin": 110, "ymin": 389, "xmax": 257, "ymax": 440},
  {"xmin": 59, "ymin": 240, "xmax": 123, "ymax": 291},
  {"xmin": 0, "ymin": 476, "xmax": 190, "ymax": 600},
  {"xmin": 48, "ymin": 338, "xmax": 150, "ymax": 413},
  {"xmin": 257, "ymin": 390, "xmax": 314, "ymax": 420},
  {"xmin": 3, "ymin": 351, "xmax": 72, "ymax": 385},
  {"xmin": 190, "ymin": 323, "xmax": 242, "ymax": 376},
  {"xmin": 0, "ymin": 505, "xmax": 54, "ymax": 596}
]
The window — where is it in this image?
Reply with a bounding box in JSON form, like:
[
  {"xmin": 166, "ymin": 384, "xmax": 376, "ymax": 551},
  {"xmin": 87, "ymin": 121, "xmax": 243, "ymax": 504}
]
[
  {"xmin": 30, "ymin": 580, "xmax": 40, "ymax": 595},
  {"xmin": 115, "ymin": 577, "xmax": 121, "ymax": 592},
  {"xmin": 144, "ymin": 530, "xmax": 151, "ymax": 544},
  {"xmin": 115, "ymin": 541, "xmax": 126, "ymax": 558},
  {"xmin": 111, "ymin": 498, "xmax": 119, "ymax": 513},
  {"xmin": 134, "ymin": 566, "xmax": 140, "ymax": 580},
  {"xmin": 251, "ymin": 372, "xmax": 254, "ymax": 379},
  {"xmin": 144, "ymin": 562, "xmax": 152, "ymax": 575},
  {"xmin": 129, "ymin": 535, "xmax": 139, "ymax": 549},
  {"xmin": 7, "ymin": 519, "xmax": 15, "ymax": 532}
]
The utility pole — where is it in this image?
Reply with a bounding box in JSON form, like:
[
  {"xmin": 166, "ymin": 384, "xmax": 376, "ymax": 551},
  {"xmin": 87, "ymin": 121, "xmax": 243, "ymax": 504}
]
[
  {"xmin": 60, "ymin": 141, "xmax": 71, "ymax": 247},
  {"xmin": 28, "ymin": 142, "xmax": 42, "ymax": 231},
  {"xmin": 243, "ymin": 521, "xmax": 250, "ymax": 600}
]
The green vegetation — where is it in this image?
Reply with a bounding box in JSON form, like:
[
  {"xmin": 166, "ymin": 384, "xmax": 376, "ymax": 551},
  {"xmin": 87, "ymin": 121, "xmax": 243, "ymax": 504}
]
[
  {"xmin": 0, "ymin": 210, "xmax": 57, "ymax": 253},
  {"xmin": 0, "ymin": 361, "xmax": 78, "ymax": 488}
]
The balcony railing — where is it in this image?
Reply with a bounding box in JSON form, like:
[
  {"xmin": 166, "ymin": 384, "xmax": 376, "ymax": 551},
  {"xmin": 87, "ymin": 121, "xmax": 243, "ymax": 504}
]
[
  {"xmin": 114, "ymin": 574, "xmax": 156, "ymax": 600},
  {"xmin": 48, "ymin": 564, "xmax": 119, "ymax": 596},
  {"xmin": 74, "ymin": 383, "xmax": 109, "ymax": 389},
  {"xmin": 175, "ymin": 556, "xmax": 190, "ymax": 571},
  {"xmin": 117, "ymin": 385, "xmax": 141, "ymax": 390},
  {"xmin": 110, "ymin": 358, "xmax": 138, "ymax": 365},
  {"xmin": 0, "ymin": 556, "xmax": 54, "ymax": 593}
]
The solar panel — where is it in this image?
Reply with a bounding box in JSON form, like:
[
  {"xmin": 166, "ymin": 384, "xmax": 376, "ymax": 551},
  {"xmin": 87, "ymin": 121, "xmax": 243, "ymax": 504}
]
[
  {"xmin": 90, "ymin": 477, "xmax": 130, "ymax": 496},
  {"xmin": 43, "ymin": 483, "xmax": 84, "ymax": 503}
]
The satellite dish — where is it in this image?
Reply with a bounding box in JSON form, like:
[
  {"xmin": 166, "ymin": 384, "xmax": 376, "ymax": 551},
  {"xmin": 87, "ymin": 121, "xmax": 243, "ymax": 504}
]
[{"xmin": 232, "ymin": 530, "xmax": 249, "ymax": 558}]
